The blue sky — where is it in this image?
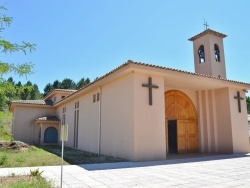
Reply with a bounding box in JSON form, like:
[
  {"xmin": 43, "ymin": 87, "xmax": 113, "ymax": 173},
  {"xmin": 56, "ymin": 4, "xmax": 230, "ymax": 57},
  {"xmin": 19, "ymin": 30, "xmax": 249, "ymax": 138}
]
[{"xmin": 2, "ymin": 0, "xmax": 250, "ymax": 93}]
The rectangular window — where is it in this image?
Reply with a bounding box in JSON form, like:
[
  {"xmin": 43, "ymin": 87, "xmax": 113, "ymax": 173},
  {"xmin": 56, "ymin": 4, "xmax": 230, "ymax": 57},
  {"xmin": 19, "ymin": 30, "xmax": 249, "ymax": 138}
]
[
  {"xmin": 62, "ymin": 106, "xmax": 66, "ymax": 125},
  {"xmin": 97, "ymin": 93, "xmax": 100, "ymax": 101},
  {"xmin": 75, "ymin": 101, "xmax": 79, "ymax": 109},
  {"xmin": 93, "ymin": 94, "xmax": 96, "ymax": 103},
  {"xmin": 74, "ymin": 101, "xmax": 79, "ymax": 148},
  {"xmin": 62, "ymin": 107, "xmax": 66, "ymax": 113},
  {"xmin": 62, "ymin": 114, "xmax": 66, "ymax": 125}
]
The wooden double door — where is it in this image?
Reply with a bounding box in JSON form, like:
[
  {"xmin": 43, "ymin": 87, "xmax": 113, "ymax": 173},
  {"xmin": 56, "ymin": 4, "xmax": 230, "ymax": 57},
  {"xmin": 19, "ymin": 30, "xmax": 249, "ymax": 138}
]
[
  {"xmin": 167, "ymin": 119, "xmax": 198, "ymax": 153},
  {"xmin": 165, "ymin": 90, "xmax": 199, "ymax": 154}
]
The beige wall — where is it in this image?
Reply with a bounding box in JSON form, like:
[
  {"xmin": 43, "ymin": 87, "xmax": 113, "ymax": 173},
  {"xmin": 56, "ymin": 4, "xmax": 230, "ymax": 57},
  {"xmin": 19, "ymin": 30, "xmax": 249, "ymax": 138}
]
[
  {"xmin": 228, "ymin": 88, "xmax": 250, "ymax": 153},
  {"xmin": 56, "ymin": 102, "xmax": 75, "ymax": 148},
  {"xmin": 38, "ymin": 123, "xmax": 60, "ymax": 145},
  {"xmin": 13, "ymin": 106, "xmax": 56, "ymax": 144},
  {"xmin": 197, "ymin": 88, "xmax": 233, "ymax": 153},
  {"xmin": 196, "ymin": 90, "xmax": 218, "ymax": 153},
  {"xmin": 77, "ymin": 90, "xmax": 99, "ymax": 153},
  {"xmin": 191, "ymin": 87, "xmax": 250, "ymax": 154},
  {"xmin": 101, "ymin": 73, "xmax": 135, "ymax": 160},
  {"xmin": 56, "ymin": 90, "xmax": 100, "ymax": 153},
  {"xmin": 192, "ymin": 34, "xmax": 226, "ymax": 78},
  {"xmin": 134, "ymin": 73, "xmax": 166, "ymax": 161}
]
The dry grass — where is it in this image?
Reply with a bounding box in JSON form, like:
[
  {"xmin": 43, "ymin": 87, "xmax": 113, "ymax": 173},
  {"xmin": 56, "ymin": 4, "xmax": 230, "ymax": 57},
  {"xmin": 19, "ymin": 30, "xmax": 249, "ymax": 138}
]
[
  {"xmin": 0, "ymin": 143, "xmax": 126, "ymax": 168},
  {"xmin": 40, "ymin": 145, "xmax": 126, "ymax": 164},
  {"xmin": 0, "ymin": 176, "xmax": 53, "ymax": 188},
  {"xmin": 0, "ymin": 145, "xmax": 68, "ymax": 168}
]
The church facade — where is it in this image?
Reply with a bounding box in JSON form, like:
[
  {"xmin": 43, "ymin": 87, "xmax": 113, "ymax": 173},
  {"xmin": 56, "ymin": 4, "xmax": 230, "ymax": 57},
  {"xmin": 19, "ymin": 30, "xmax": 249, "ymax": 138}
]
[{"xmin": 10, "ymin": 29, "xmax": 250, "ymax": 161}]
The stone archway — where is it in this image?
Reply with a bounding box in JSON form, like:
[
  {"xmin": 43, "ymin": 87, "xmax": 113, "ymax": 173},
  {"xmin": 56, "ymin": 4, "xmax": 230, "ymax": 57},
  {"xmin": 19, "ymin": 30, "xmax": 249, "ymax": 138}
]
[{"xmin": 165, "ymin": 90, "xmax": 199, "ymax": 153}]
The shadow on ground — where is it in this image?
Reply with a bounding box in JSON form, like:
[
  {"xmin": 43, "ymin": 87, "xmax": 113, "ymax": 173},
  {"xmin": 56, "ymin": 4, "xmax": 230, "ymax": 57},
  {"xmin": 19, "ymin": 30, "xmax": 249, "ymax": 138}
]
[
  {"xmin": 78, "ymin": 153, "xmax": 250, "ymax": 171},
  {"xmin": 37, "ymin": 145, "xmax": 126, "ymax": 165}
]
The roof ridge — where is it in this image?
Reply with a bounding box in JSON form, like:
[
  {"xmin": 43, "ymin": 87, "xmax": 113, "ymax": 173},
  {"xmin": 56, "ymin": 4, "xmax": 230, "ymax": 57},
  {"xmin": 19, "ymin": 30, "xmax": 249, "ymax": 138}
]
[{"xmin": 188, "ymin": 29, "xmax": 227, "ymax": 41}]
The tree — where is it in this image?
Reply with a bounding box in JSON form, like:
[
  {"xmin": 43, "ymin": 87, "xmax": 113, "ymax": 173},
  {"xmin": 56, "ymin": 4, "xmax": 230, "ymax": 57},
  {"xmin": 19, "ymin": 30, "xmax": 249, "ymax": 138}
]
[
  {"xmin": 0, "ymin": 6, "xmax": 35, "ymax": 95},
  {"xmin": 0, "ymin": 6, "xmax": 36, "ymax": 141},
  {"xmin": 76, "ymin": 77, "xmax": 90, "ymax": 89},
  {"xmin": 0, "ymin": 111, "xmax": 12, "ymax": 141},
  {"xmin": 61, "ymin": 78, "xmax": 76, "ymax": 89},
  {"xmin": 30, "ymin": 84, "xmax": 41, "ymax": 99},
  {"xmin": 52, "ymin": 80, "xmax": 61, "ymax": 89},
  {"xmin": 246, "ymin": 96, "xmax": 250, "ymax": 114},
  {"xmin": 44, "ymin": 83, "xmax": 53, "ymax": 96},
  {"xmin": 43, "ymin": 77, "xmax": 92, "ymax": 96}
]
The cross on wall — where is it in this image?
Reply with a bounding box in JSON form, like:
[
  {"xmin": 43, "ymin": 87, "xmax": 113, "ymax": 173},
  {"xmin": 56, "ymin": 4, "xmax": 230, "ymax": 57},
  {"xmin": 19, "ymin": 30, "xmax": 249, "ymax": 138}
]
[
  {"xmin": 234, "ymin": 91, "xmax": 244, "ymax": 113},
  {"xmin": 142, "ymin": 77, "xmax": 159, "ymax": 105}
]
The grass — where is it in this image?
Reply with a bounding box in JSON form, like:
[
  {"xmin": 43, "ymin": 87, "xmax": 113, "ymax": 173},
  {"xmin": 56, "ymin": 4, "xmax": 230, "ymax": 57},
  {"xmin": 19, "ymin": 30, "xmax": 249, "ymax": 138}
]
[
  {"xmin": 40, "ymin": 145, "xmax": 126, "ymax": 164},
  {"xmin": 0, "ymin": 176, "xmax": 53, "ymax": 188},
  {"xmin": 0, "ymin": 144, "xmax": 125, "ymax": 168},
  {"xmin": 0, "ymin": 145, "xmax": 68, "ymax": 168}
]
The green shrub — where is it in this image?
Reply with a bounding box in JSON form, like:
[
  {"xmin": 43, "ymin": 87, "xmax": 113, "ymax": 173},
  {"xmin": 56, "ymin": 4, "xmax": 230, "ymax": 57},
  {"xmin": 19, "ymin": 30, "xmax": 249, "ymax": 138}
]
[
  {"xmin": 0, "ymin": 154, "xmax": 7, "ymax": 165},
  {"xmin": 30, "ymin": 168, "xmax": 43, "ymax": 177}
]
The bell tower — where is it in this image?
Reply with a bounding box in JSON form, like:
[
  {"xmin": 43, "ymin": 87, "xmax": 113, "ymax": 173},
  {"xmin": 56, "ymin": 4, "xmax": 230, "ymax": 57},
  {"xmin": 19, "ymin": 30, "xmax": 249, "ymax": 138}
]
[{"xmin": 188, "ymin": 29, "xmax": 227, "ymax": 79}]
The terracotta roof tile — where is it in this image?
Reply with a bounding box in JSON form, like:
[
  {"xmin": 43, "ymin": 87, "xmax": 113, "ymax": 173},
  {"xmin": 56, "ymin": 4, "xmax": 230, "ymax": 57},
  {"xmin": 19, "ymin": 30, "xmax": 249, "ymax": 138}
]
[
  {"xmin": 54, "ymin": 60, "xmax": 250, "ymax": 106},
  {"xmin": 43, "ymin": 89, "xmax": 77, "ymax": 100},
  {"xmin": 53, "ymin": 89, "xmax": 77, "ymax": 92},
  {"xmin": 11, "ymin": 100, "xmax": 53, "ymax": 106},
  {"xmin": 36, "ymin": 116, "xmax": 60, "ymax": 122},
  {"xmin": 188, "ymin": 29, "xmax": 227, "ymax": 41}
]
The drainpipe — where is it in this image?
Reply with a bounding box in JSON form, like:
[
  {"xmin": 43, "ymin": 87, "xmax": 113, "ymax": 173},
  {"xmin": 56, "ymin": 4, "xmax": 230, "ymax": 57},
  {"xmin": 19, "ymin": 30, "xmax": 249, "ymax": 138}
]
[{"xmin": 98, "ymin": 86, "xmax": 102, "ymax": 155}]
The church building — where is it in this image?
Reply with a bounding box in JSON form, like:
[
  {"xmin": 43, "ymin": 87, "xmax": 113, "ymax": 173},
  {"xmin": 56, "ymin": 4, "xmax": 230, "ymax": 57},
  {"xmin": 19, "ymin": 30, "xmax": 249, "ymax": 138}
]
[{"xmin": 9, "ymin": 29, "xmax": 250, "ymax": 161}]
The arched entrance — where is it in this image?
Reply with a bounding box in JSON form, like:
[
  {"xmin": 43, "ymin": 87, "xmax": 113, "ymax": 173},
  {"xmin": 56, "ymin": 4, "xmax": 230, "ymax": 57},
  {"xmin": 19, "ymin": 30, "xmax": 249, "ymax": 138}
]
[
  {"xmin": 44, "ymin": 127, "xmax": 58, "ymax": 143},
  {"xmin": 165, "ymin": 90, "xmax": 198, "ymax": 154}
]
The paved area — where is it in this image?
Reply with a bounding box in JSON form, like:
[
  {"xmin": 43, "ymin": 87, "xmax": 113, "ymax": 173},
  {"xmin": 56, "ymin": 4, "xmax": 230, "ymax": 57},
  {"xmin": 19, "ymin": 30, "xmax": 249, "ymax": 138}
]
[{"xmin": 1, "ymin": 154, "xmax": 250, "ymax": 187}]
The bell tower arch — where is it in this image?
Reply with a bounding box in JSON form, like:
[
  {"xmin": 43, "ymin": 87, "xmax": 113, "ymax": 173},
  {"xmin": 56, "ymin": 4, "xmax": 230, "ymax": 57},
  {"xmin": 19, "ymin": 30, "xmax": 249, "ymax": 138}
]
[{"xmin": 189, "ymin": 29, "xmax": 227, "ymax": 79}]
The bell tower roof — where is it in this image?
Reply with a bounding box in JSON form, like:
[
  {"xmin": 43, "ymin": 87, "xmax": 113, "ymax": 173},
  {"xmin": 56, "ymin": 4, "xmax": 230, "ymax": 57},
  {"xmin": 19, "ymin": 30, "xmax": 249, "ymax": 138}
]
[
  {"xmin": 188, "ymin": 29, "xmax": 227, "ymax": 41},
  {"xmin": 189, "ymin": 28, "xmax": 227, "ymax": 79}
]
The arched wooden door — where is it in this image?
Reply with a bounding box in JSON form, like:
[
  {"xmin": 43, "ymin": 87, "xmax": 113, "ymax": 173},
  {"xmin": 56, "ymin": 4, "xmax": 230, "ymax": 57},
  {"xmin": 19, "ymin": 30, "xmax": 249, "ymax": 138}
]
[
  {"xmin": 44, "ymin": 127, "xmax": 58, "ymax": 143},
  {"xmin": 165, "ymin": 90, "xmax": 198, "ymax": 153}
]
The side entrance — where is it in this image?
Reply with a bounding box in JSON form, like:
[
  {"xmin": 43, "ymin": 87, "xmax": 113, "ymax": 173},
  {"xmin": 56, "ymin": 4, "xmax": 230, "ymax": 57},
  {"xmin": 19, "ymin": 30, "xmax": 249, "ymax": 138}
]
[{"xmin": 165, "ymin": 90, "xmax": 199, "ymax": 154}]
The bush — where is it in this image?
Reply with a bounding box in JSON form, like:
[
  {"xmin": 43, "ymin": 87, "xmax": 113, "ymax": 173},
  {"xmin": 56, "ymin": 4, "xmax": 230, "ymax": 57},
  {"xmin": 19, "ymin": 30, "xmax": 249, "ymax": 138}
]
[
  {"xmin": 30, "ymin": 168, "xmax": 43, "ymax": 177},
  {"xmin": 0, "ymin": 111, "xmax": 13, "ymax": 142},
  {"xmin": 0, "ymin": 154, "xmax": 7, "ymax": 165}
]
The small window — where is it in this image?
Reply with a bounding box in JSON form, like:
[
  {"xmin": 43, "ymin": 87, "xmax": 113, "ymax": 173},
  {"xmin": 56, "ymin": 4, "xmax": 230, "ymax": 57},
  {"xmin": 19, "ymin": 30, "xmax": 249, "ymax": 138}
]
[
  {"xmin": 93, "ymin": 94, "xmax": 96, "ymax": 103},
  {"xmin": 214, "ymin": 44, "xmax": 220, "ymax": 62},
  {"xmin": 75, "ymin": 101, "xmax": 79, "ymax": 109},
  {"xmin": 63, "ymin": 107, "xmax": 66, "ymax": 113},
  {"xmin": 97, "ymin": 93, "xmax": 100, "ymax": 101},
  {"xmin": 62, "ymin": 96, "xmax": 65, "ymax": 99},
  {"xmin": 198, "ymin": 45, "xmax": 205, "ymax": 63}
]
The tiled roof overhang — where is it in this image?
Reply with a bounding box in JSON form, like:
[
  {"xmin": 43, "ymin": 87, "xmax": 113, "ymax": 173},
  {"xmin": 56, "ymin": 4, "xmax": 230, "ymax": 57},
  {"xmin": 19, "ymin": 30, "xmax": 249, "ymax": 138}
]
[
  {"xmin": 188, "ymin": 29, "xmax": 227, "ymax": 41},
  {"xmin": 54, "ymin": 60, "xmax": 250, "ymax": 106},
  {"xmin": 44, "ymin": 89, "xmax": 77, "ymax": 100},
  {"xmin": 11, "ymin": 100, "xmax": 53, "ymax": 106},
  {"xmin": 36, "ymin": 116, "xmax": 60, "ymax": 122}
]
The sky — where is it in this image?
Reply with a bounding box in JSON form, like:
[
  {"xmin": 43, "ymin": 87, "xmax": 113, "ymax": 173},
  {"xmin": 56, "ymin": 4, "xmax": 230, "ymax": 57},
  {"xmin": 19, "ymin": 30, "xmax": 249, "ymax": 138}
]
[{"xmin": 2, "ymin": 0, "xmax": 250, "ymax": 93}]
